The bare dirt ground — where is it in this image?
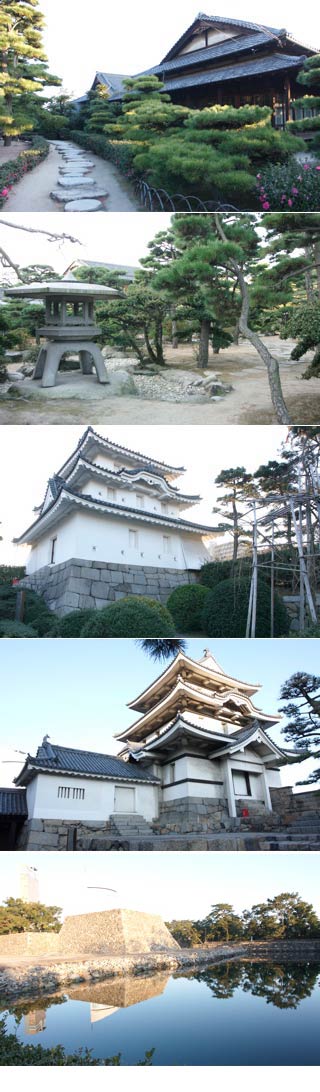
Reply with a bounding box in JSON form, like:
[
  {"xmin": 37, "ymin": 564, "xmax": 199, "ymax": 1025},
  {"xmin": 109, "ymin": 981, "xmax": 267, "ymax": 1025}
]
[
  {"xmin": 0, "ymin": 140, "xmax": 30, "ymax": 166},
  {"xmin": 2, "ymin": 141, "xmax": 138, "ymax": 213},
  {"xmin": 1, "ymin": 336, "xmax": 319, "ymax": 425}
]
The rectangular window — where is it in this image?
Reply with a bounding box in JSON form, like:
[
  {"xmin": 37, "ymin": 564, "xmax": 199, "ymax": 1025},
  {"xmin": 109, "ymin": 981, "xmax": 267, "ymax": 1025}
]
[
  {"xmin": 50, "ymin": 537, "xmax": 57, "ymax": 564},
  {"xmin": 72, "ymin": 787, "xmax": 85, "ymax": 800},
  {"xmin": 129, "ymin": 529, "xmax": 138, "ymax": 549},
  {"xmin": 232, "ymin": 770, "xmax": 252, "ymax": 797},
  {"xmin": 169, "ymin": 763, "xmax": 175, "ymax": 784},
  {"xmin": 137, "ymin": 495, "xmax": 145, "ymax": 509},
  {"xmin": 163, "ymin": 535, "xmax": 171, "ymax": 554},
  {"xmin": 57, "ymin": 786, "xmax": 70, "ymax": 799},
  {"xmin": 107, "ymin": 487, "xmax": 116, "ymax": 501}
]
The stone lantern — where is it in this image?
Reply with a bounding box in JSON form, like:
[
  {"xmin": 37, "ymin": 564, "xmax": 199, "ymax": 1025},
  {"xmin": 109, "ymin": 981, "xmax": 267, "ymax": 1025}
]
[{"xmin": 5, "ymin": 280, "xmax": 121, "ymax": 387}]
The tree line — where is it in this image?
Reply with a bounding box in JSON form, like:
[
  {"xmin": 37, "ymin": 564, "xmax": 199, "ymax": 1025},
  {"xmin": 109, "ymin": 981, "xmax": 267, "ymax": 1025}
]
[{"xmin": 166, "ymin": 892, "xmax": 320, "ymax": 947}]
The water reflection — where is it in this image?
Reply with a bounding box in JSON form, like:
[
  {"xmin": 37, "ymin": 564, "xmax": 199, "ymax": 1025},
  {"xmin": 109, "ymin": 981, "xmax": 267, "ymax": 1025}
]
[
  {"xmin": 3, "ymin": 960, "xmax": 320, "ymax": 1066},
  {"xmin": 188, "ymin": 960, "xmax": 320, "ymax": 1010}
]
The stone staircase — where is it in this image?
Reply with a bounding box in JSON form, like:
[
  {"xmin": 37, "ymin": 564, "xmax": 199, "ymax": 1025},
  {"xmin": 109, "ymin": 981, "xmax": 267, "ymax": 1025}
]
[{"xmin": 109, "ymin": 814, "xmax": 154, "ymax": 840}]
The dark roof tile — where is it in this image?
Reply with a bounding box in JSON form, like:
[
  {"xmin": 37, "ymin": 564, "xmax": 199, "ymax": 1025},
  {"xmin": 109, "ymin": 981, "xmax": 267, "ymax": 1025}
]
[
  {"xmin": 0, "ymin": 788, "xmax": 28, "ymax": 816},
  {"xmin": 162, "ymin": 52, "xmax": 305, "ymax": 92},
  {"xmin": 18, "ymin": 744, "xmax": 159, "ymax": 784}
]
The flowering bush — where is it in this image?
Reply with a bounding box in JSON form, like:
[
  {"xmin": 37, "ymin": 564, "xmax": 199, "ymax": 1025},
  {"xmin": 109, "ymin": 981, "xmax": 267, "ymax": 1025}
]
[
  {"xmin": 0, "ymin": 138, "xmax": 49, "ymax": 208},
  {"xmin": 256, "ymin": 160, "xmax": 320, "ymax": 210}
]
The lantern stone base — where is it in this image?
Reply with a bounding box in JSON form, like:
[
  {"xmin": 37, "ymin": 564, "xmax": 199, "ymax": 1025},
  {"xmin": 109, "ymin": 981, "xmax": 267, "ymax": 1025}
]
[
  {"xmin": 21, "ymin": 557, "xmax": 196, "ymax": 614},
  {"xmin": 34, "ymin": 340, "xmax": 108, "ymax": 387}
]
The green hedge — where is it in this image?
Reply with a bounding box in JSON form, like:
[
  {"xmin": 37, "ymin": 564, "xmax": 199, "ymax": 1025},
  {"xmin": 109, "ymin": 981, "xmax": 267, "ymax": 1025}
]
[
  {"xmin": 0, "ymin": 566, "xmax": 26, "ymax": 585},
  {"xmin": 80, "ymin": 596, "xmax": 175, "ymax": 637},
  {"xmin": 58, "ymin": 609, "xmax": 95, "ymax": 637},
  {"xmin": 0, "ymin": 138, "xmax": 49, "ymax": 208},
  {"xmin": 166, "ymin": 584, "xmax": 209, "ymax": 633},
  {"xmin": 0, "ymin": 620, "xmax": 37, "ymax": 638},
  {"xmin": 69, "ymin": 129, "xmax": 136, "ymax": 178},
  {"xmin": 201, "ymin": 576, "xmax": 290, "ymax": 638},
  {"xmin": 0, "ymin": 584, "xmax": 56, "ymax": 636}
]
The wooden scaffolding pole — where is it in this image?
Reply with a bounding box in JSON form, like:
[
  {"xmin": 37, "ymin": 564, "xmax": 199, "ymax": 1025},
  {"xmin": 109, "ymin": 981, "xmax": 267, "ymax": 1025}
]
[{"xmin": 288, "ymin": 498, "xmax": 317, "ymax": 625}]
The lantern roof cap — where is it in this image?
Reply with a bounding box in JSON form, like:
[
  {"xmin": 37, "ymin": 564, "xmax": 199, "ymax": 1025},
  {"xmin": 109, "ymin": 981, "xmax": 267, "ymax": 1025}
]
[{"xmin": 4, "ymin": 279, "xmax": 121, "ymax": 301}]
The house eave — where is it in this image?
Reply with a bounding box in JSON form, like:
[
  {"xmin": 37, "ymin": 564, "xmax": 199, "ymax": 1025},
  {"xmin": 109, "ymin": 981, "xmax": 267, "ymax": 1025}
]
[{"xmin": 14, "ymin": 488, "xmax": 218, "ymax": 546}]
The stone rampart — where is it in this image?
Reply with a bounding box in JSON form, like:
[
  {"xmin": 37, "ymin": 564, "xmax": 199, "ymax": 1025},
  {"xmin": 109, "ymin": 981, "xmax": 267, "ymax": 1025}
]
[
  {"xmin": 21, "ymin": 558, "xmax": 196, "ymax": 614},
  {"xmin": 270, "ymin": 786, "xmax": 320, "ymax": 819},
  {"xmin": 57, "ymin": 909, "xmax": 179, "ymax": 957},
  {"xmin": 0, "ymin": 931, "xmax": 59, "ymax": 959}
]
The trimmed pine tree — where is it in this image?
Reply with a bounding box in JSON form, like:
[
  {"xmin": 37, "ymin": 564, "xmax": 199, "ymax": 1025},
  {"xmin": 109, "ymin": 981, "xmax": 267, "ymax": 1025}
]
[{"xmin": 0, "ymin": 0, "xmax": 60, "ymax": 144}]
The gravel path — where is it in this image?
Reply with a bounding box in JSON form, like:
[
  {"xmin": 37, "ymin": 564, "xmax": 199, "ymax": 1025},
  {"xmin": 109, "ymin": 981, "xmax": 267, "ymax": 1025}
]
[{"xmin": 4, "ymin": 140, "xmax": 138, "ymax": 212}]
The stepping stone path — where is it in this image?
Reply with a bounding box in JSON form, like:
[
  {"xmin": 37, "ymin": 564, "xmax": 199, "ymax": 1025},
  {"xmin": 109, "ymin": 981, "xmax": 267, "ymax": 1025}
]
[
  {"xmin": 64, "ymin": 199, "xmax": 102, "ymax": 211},
  {"xmin": 50, "ymin": 141, "xmax": 109, "ymax": 211}
]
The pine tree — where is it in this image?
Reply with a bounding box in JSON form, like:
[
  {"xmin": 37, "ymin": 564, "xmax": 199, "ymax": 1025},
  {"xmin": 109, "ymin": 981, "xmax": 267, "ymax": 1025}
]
[
  {"xmin": 0, "ymin": 0, "xmax": 60, "ymax": 144},
  {"xmin": 213, "ymin": 467, "xmax": 253, "ymax": 564},
  {"xmin": 279, "ymin": 671, "xmax": 320, "ymax": 782},
  {"xmin": 289, "ymin": 55, "xmax": 320, "ymax": 153},
  {"xmin": 261, "ymin": 214, "xmax": 320, "ymax": 377}
]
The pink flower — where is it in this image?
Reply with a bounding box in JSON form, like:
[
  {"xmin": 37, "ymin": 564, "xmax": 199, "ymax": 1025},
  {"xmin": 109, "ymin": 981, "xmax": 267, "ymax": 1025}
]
[
  {"xmin": 256, "ymin": 173, "xmax": 261, "ymax": 179},
  {"xmin": 0, "ymin": 188, "xmax": 9, "ymax": 197},
  {"xmin": 288, "ymin": 198, "xmax": 293, "ymax": 207},
  {"xmin": 303, "ymin": 163, "xmax": 310, "ymax": 170},
  {"xmin": 297, "ymin": 175, "xmax": 302, "ymax": 181},
  {"xmin": 262, "ymin": 201, "xmax": 270, "ymax": 209},
  {"xmin": 291, "ymin": 187, "xmax": 299, "ymax": 195},
  {"xmin": 316, "ymin": 166, "xmax": 320, "ymax": 171}
]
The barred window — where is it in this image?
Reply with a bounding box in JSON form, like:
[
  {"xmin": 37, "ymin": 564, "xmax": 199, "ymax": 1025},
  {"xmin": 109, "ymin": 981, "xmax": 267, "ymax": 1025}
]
[
  {"xmin": 57, "ymin": 786, "xmax": 70, "ymax": 799},
  {"xmin": 73, "ymin": 787, "xmax": 85, "ymax": 800}
]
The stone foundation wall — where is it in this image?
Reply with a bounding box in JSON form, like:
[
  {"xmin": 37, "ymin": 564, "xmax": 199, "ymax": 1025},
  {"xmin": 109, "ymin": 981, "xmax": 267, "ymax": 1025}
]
[
  {"xmin": 21, "ymin": 558, "xmax": 196, "ymax": 615},
  {"xmin": 270, "ymin": 786, "xmax": 320, "ymax": 820},
  {"xmin": 16, "ymin": 818, "xmax": 113, "ymax": 851},
  {"xmin": 153, "ymin": 796, "xmax": 231, "ymax": 834},
  {"xmin": 283, "ymin": 594, "xmax": 320, "ymax": 631}
]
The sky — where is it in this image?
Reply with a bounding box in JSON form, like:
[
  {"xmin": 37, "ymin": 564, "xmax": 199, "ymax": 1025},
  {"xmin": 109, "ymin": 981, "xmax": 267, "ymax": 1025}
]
[
  {"xmin": 0, "ymin": 636, "xmax": 318, "ymax": 787},
  {"xmin": 0, "ymin": 851, "xmax": 319, "ymax": 920},
  {"xmin": 0, "ymin": 213, "xmax": 173, "ymax": 279},
  {"xmin": 0, "ymin": 424, "xmax": 286, "ymax": 564},
  {"xmin": 38, "ymin": 0, "xmax": 320, "ymax": 98}
]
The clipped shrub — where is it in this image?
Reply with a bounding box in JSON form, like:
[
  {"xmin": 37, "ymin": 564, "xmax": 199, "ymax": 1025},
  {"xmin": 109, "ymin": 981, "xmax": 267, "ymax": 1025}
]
[
  {"xmin": 0, "ymin": 566, "xmax": 26, "ymax": 585},
  {"xmin": 166, "ymin": 583, "xmax": 209, "ymax": 633},
  {"xmin": 58, "ymin": 609, "xmax": 96, "ymax": 638},
  {"xmin": 201, "ymin": 577, "xmax": 290, "ymax": 638},
  {"xmin": 69, "ymin": 130, "xmax": 136, "ymax": 177},
  {"xmin": 80, "ymin": 596, "xmax": 176, "ymax": 637},
  {"xmin": 0, "ymin": 584, "xmax": 55, "ymax": 636},
  {"xmin": 0, "ymin": 620, "xmax": 37, "ymax": 638},
  {"xmin": 199, "ymin": 560, "xmax": 233, "ymax": 588}
]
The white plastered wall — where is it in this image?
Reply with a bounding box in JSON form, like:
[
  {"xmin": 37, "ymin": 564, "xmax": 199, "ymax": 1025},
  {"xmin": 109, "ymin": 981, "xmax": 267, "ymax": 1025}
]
[
  {"xmin": 83, "ymin": 477, "xmax": 183, "ymax": 520},
  {"xmin": 26, "ymin": 510, "xmax": 211, "ymax": 574},
  {"xmin": 26, "ymin": 774, "xmax": 159, "ymax": 822},
  {"xmin": 161, "ymin": 754, "xmax": 224, "ymax": 801}
]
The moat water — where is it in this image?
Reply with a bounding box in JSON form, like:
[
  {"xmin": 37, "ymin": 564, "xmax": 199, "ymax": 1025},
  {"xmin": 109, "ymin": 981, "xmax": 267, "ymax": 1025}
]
[{"xmin": 3, "ymin": 960, "xmax": 320, "ymax": 1066}]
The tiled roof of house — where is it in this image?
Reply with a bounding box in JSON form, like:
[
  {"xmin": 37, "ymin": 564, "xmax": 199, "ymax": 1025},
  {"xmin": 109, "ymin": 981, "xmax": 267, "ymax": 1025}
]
[
  {"xmin": 58, "ymin": 427, "xmax": 185, "ymax": 477},
  {"xmin": 14, "ymin": 485, "xmax": 218, "ymax": 544},
  {"xmin": 0, "ymin": 788, "xmax": 28, "ymax": 816},
  {"xmin": 15, "ymin": 744, "xmax": 159, "ymax": 785},
  {"xmin": 162, "ymin": 52, "xmax": 305, "ymax": 93},
  {"xmin": 139, "ymin": 30, "xmax": 287, "ymax": 78}
]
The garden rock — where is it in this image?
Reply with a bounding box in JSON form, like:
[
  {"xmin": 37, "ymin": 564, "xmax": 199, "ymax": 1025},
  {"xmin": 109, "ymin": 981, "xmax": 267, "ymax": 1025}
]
[
  {"xmin": 58, "ymin": 176, "xmax": 95, "ymax": 187},
  {"xmin": 64, "ymin": 199, "xmax": 102, "ymax": 211},
  {"xmin": 108, "ymin": 370, "xmax": 137, "ymax": 396}
]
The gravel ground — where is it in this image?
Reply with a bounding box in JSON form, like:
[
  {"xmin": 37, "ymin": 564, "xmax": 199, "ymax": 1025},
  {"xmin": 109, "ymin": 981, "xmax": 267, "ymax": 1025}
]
[{"xmin": 1, "ymin": 337, "xmax": 319, "ymax": 424}]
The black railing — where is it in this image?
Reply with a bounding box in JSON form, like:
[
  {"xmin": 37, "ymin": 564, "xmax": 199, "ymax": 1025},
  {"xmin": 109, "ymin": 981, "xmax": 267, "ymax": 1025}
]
[{"xmin": 135, "ymin": 178, "xmax": 238, "ymax": 212}]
